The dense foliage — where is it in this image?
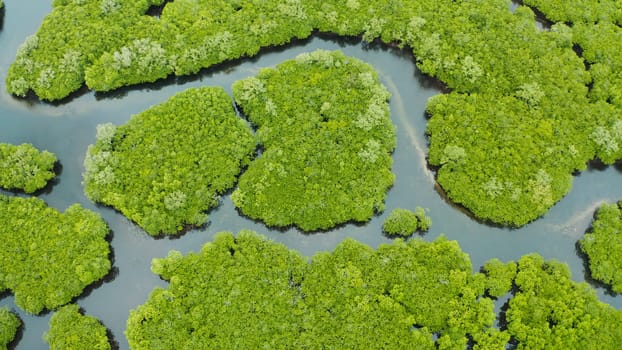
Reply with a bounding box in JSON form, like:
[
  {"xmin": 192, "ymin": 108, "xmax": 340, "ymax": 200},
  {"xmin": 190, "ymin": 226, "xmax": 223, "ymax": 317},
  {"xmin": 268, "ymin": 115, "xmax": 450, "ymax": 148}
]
[
  {"xmin": 10, "ymin": 0, "xmax": 622, "ymax": 226},
  {"xmin": 0, "ymin": 143, "xmax": 57, "ymax": 193},
  {"xmin": 579, "ymin": 201, "xmax": 622, "ymax": 293},
  {"xmin": 127, "ymin": 230, "xmax": 622, "ymax": 349},
  {"xmin": 0, "ymin": 308, "xmax": 20, "ymax": 350},
  {"xmin": 127, "ymin": 231, "xmax": 499, "ymax": 349},
  {"xmin": 522, "ymin": 0, "xmax": 622, "ymax": 24},
  {"xmin": 83, "ymin": 87, "xmax": 255, "ymax": 236},
  {"xmin": 382, "ymin": 207, "xmax": 431, "ymax": 237},
  {"xmin": 0, "ymin": 195, "xmax": 111, "ymax": 314},
  {"xmin": 43, "ymin": 304, "xmax": 110, "ymax": 350},
  {"xmin": 232, "ymin": 50, "xmax": 395, "ymax": 231},
  {"xmin": 485, "ymin": 254, "xmax": 622, "ymax": 349},
  {"xmin": 5, "ymin": 0, "xmax": 170, "ymax": 100}
]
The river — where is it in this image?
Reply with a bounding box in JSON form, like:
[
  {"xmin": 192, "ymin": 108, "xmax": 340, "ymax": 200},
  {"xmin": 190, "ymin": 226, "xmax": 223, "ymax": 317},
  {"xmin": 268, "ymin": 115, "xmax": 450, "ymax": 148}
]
[{"xmin": 0, "ymin": 2, "xmax": 621, "ymax": 349}]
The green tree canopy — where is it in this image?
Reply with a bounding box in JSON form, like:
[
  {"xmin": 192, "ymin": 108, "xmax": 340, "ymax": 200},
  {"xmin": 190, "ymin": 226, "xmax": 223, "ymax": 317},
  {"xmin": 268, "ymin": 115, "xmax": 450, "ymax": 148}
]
[
  {"xmin": 127, "ymin": 231, "xmax": 501, "ymax": 349},
  {"xmin": 382, "ymin": 207, "xmax": 431, "ymax": 237},
  {"xmin": 126, "ymin": 230, "xmax": 307, "ymax": 349},
  {"xmin": 10, "ymin": 0, "xmax": 622, "ymax": 228},
  {"xmin": 231, "ymin": 50, "xmax": 395, "ymax": 231},
  {"xmin": 579, "ymin": 201, "xmax": 622, "ymax": 293},
  {"xmin": 0, "ymin": 195, "xmax": 111, "ymax": 314},
  {"xmin": 83, "ymin": 87, "xmax": 255, "ymax": 236},
  {"xmin": 496, "ymin": 254, "xmax": 622, "ymax": 349},
  {"xmin": 0, "ymin": 308, "xmax": 20, "ymax": 350},
  {"xmin": 43, "ymin": 304, "xmax": 110, "ymax": 350},
  {"xmin": 0, "ymin": 143, "xmax": 57, "ymax": 193}
]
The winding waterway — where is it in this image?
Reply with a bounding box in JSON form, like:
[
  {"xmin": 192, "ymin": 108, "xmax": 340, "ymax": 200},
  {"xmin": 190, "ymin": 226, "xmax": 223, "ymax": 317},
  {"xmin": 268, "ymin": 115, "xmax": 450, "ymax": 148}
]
[{"xmin": 1, "ymin": 2, "xmax": 621, "ymax": 349}]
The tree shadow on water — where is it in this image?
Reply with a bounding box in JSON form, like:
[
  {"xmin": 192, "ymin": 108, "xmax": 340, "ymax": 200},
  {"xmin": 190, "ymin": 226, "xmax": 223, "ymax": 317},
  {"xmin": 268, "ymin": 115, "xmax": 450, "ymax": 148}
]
[{"xmin": 0, "ymin": 7, "xmax": 5, "ymax": 32}]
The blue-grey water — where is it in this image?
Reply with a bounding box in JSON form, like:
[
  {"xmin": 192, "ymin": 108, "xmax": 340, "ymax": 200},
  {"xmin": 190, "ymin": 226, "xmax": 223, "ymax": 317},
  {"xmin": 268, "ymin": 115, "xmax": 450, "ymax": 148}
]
[{"xmin": 1, "ymin": 1, "xmax": 620, "ymax": 349}]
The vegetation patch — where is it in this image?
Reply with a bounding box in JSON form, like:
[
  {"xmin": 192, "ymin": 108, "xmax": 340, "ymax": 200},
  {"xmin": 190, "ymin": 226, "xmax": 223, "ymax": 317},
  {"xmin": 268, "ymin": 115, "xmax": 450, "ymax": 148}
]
[
  {"xmin": 10, "ymin": 0, "xmax": 622, "ymax": 227},
  {"xmin": 0, "ymin": 308, "xmax": 20, "ymax": 350},
  {"xmin": 127, "ymin": 231, "xmax": 498, "ymax": 349},
  {"xmin": 486, "ymin": 254, "xmax": 622, "ymax": 349},
  {"xmin": 231, "ymin": 50, "xmax": 395, "ymax": 231},
  {"xmin": 521, "ymin": 0, "xmax": 621, "ymax": 24},
  {"xmin": 127, "ymin": 230, "xmax": 622, "ymax": 349},
  {"xmin": 83, "ymin": 87, "xmax": 255, "ymax": 236},
  {"xmin": 0, "ymin": 143, "xmax": 57, "ymax": 193},
  {"xmin": 0, "ymin": 195, "xmax": 111, "ymax": 314},
  {"xmin": 44, "ymin": 304, "xmax": 111, "ymax": 350},
  {"xmin": 579, "ymin": 201, "xmax": 622, "ymax": 293},
  {"xmin": 382, "ymin": 207, "xmax": 431, "ymax": 237}
]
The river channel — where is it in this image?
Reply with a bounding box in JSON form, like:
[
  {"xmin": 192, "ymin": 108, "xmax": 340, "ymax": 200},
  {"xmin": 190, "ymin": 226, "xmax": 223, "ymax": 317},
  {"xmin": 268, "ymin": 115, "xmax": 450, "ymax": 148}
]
[{"xmin": 1, "ymin": 2, "xmax": 621, "ymax": 349}]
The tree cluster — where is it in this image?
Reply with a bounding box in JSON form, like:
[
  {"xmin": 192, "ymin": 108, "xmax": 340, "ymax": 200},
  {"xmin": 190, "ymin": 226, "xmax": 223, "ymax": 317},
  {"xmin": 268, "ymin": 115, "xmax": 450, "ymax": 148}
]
[
  {"xmin": 231, "ymin": 50, "xmax": 395, "ymax": 231},
  {"xmin": 0, "ymin": 307, "xmax": 20, "ymax": 350},
  {"xmin": 579, "ymin": 201, "xmax": 622, "ymax": 293},
  {"xmin": 382, "ymin": 207, "xmax": 431, "ymax": 237},
  {"xmin": 0, "ymin": 195, "xmax": 111, "ymax": 314},
  {"xmin": 127, "ymin": 231, "xmax": 495, "ymax": 349},
  {"xmin": 43, "ymin": 304, "xmax": 111, "ymax": 350},
  {"xmin": 0, "ymin": 143, "xmax": 57, "ymax": 193},
  {"xmin": 83, "ymin": 87, "xmax": 255, "ymax": 236},
  {"xmin": 126, "ymin": 230, "xmax": 622, "ymax": 349}
]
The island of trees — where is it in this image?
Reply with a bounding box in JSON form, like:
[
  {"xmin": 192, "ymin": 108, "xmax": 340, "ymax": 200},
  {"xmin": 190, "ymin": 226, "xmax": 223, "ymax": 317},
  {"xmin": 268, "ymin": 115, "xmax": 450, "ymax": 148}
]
[
  {"xmin": 44, "ymin": 304, "xmax": 111, "ymax": 350},
  {"xmin": 7, "ymin": 0, "xmax": 622, "ymax": 227},
  {"xmin": 382, "ymin": 207, "xmax": 431, "ymax": 237},
  {"xmin": 0, "ymin": 307, "xmax": 20, "ymax": 350},
  {"xmin": 0, "ymin": 143, "xmax": 57, "ymax": 193},
  {"xmin": 231, "ymin": 50, "xmax": 395, "ymax": 231},
  {"xmin": 83, "ymin": 87, "xmax": 255, "ymax": 236},
  {"xmin": 579, "ymin": 200, "xmax": 622, "ymax": 293},
  {"xmin": 127, "ymin": 230, "xmax": 622, "ymax": 349},
  {"xmin": 3, "ymin": 0, "xmax": 622, "ymax": 348},
  {"xmin": 0, "ymin": 195, "xmax": 111, "ymax": 314}
]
